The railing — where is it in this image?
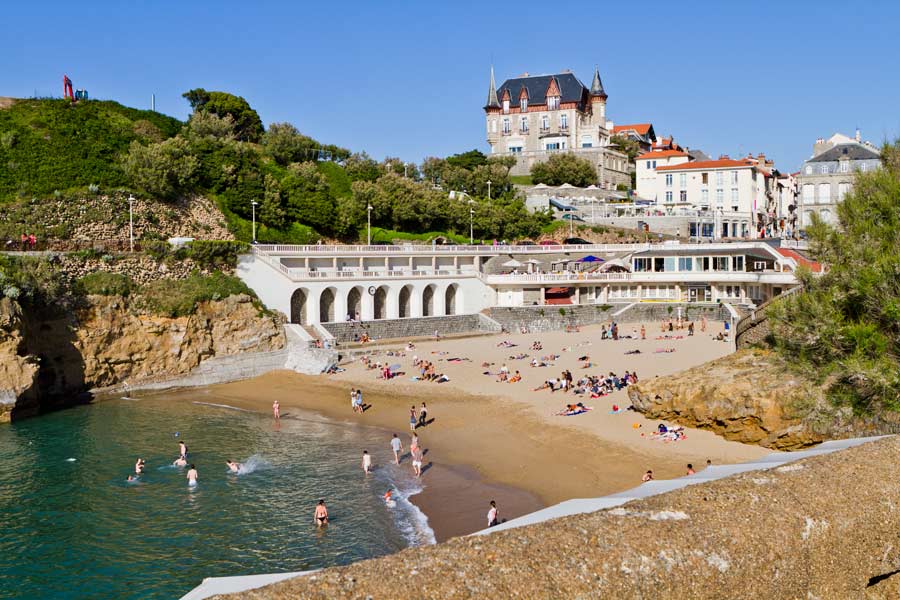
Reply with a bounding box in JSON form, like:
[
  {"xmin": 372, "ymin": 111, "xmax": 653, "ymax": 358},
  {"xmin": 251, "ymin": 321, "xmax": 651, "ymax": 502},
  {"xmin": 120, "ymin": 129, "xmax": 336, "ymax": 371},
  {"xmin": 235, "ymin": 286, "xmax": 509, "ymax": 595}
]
[
  {"xmin": 251, "ymin": 241, "xmax": 787, "ymax": 256},
  {"xmin": 733, "ymin": 284, "xmax": 804, "ymax": 345},
  {"xmin": 481, "ymin": 270, "xmax": 798, "ymax": 285}
]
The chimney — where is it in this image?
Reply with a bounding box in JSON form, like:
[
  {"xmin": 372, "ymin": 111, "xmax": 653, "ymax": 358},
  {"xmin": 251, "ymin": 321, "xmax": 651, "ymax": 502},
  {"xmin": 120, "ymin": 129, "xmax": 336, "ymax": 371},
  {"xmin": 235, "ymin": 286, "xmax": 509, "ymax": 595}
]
[
  {"xmin": 855, "ymin": 128, "xmax": 861, "ymax": 142},
  {"xmin": 718, "ymin": 154, "xmax": 730, "ymax": 160}
]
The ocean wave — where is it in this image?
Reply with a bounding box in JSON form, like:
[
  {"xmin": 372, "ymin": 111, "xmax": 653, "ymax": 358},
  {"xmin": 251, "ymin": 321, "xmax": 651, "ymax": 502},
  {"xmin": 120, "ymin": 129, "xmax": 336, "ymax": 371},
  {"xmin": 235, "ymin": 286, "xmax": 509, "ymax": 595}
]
[
  {"xmin": 377, "ymin": 468, "xmax": 436, "ymax": 547},
  {"xmin": 192, "ymin": 401, "xmax": 252, "ymax": 412},
  {"xmin": 234, "ymin": 455, "xmax": 271, "ymax": 475}
]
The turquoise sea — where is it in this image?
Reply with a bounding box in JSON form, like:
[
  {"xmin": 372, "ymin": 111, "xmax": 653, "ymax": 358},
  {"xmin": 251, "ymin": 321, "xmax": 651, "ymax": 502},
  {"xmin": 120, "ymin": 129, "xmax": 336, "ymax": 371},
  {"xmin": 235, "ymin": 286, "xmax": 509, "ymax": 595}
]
[{"xmin": 0, "ymin": 390, "xmax": 434, "ymax": 599}]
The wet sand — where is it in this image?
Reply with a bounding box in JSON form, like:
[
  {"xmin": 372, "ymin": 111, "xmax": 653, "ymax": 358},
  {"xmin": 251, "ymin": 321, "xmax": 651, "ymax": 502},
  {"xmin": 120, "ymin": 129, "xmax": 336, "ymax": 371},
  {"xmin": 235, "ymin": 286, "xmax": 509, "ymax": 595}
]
[{"xmin": 208, "ymin": 320, "xmax": 769, "ymax": 541}]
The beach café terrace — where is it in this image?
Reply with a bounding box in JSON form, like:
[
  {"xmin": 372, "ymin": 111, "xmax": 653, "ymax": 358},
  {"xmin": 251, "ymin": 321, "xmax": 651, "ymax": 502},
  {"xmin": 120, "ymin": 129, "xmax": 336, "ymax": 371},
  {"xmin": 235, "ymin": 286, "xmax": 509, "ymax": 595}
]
[{"xmin": 240, "ymin": 241, "xmax": 807, "ymax": 325}]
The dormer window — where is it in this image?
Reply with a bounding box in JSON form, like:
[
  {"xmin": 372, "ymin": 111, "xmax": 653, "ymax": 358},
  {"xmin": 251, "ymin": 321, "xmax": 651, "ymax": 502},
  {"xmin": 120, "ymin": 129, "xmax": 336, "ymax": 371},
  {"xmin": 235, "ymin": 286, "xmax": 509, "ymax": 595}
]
[
  {"xmin": 548, "ymin": 96, "xmax": 560, "ymax": 111},
  {"xmin": 520, "ymin": 98, "xmax": 527, "ymax": 112},
  {"xmin": 502, "ymin": 99, "xmax": 509, "ymax": 114}
]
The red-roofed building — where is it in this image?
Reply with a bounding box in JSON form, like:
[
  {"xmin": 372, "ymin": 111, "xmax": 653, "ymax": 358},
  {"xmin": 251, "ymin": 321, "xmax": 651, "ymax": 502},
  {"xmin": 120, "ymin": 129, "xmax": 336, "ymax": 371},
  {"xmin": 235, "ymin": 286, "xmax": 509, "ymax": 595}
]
[
  {"xmin": 611, "ymin": 123, "xmax": 656, "ymax": 152},
  {"xmin": 648, "ymin": 155, "xmax": 784, "ymax": 238}
]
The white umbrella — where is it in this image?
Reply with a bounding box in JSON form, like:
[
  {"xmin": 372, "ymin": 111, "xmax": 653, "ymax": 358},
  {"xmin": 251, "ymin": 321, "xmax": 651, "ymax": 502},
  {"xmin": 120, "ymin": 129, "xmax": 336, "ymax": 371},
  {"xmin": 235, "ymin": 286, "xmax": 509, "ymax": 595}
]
[{"xmin": 559, "ymin": 183, "xmax": 575, "ymax": 189}]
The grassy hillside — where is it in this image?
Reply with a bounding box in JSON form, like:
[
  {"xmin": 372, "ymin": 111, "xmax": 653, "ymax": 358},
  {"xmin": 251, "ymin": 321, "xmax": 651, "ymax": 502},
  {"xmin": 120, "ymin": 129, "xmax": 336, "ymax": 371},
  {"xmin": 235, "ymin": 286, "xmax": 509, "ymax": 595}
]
[
  {"xmin": 0, "ymin": 95, "xmax": 550, "ymax": 244},
  {"xmin": 0, "ymin": 98, "xmax": 182, "ymax": 199}
]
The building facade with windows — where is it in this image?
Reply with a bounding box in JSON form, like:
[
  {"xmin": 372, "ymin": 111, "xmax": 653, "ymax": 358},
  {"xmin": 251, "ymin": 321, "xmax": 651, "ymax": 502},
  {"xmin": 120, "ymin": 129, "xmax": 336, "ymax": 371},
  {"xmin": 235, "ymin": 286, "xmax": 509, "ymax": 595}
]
[
  {"xmin": 484, "ymin": 67, "xmax": 630, "ymax": 189},
  {"xmin": 611, "ymin": 123, "xmax": 657, "ymax": 152},
  {"xmin": 653, "ymin": 158, "xmax": 775, "ymax": 238},
  {"xmin": 635, "ymin": 149, "xmax": 692, "ymax": 202},
  {"xmin": 796, "ymin": 132, "xmax": 880, "ymax": 228}
]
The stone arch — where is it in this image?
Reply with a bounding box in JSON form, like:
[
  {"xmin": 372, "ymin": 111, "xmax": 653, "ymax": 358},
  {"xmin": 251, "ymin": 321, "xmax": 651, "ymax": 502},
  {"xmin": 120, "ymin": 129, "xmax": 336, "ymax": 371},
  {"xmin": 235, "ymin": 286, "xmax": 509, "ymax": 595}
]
[
  {"xmin": 445, "ymin": 284, "xmax": 459, "ymax": 315},
  {"xmin": 398, "ymin": 285, "xmax": 413, "ymax": 318},
  {"xmin": 347, "ymin": 286, "xmax": 363, "ymax": 320},
  {"xmin": 319, "ymin": 287, "xmax": 336, "ymax": 323},
  {"xmin": 373, "ymin": 286, "xmax": 388, "ymax": 320},
  {"xmin": 290, "ymin": 288, "xmax": 308, "ymax": 324},
  {"xmin": 422, "ymin": 284, "xmax": 436, "ymax": 317}
]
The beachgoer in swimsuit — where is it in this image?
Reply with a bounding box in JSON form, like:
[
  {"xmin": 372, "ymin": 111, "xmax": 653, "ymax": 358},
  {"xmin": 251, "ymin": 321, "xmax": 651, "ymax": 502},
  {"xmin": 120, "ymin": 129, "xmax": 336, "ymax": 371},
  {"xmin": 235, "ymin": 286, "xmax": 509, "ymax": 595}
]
[
  {"xmin": 686, "ymin": 463, "xmax": 695, "ymax": 476},
  {"xmin": 488, "ymin": 500, "xmax": 499, "ymax": 527},
  {"xmin": 135, "ymin": 458, "xmax": 145, "ymax": 474},
  {"xmin": 412, "ymin": 448, "xmax": 423, "ymax": 477},
  {"xmin": 410, "ymin": 433, "xmax": 419, "ymax": 455},
  {"xmin": 226, "ymin": 460, "xmax": 241, "ymax": 473},
  {"xmin": 173, "ymin": 456, "xmax": 187, "ymax": 467},
  {"xmin": 179, "ymin": 442, "xmax": 187, "ymax": 459},
  {"xmin": 409, "ymin": 406, "xmax": 417, "ymax": 431},
  {"xmin": 273, "ymin": 400, "xmax": 280, "ymax": 420},
  {"xmin": 642, "ymin": 470, "xmax": 653, "ymax": 482},
  {"xmin": 315, "ymin": 500, "xmax": 328, "ymax": 526},
  {"xmin": 362, "ymin": 450, "xmax": 372, "ymax": 474},
  {"xmin": 187, "ymin": 464, "xmax": 198, "ymax": 485}
]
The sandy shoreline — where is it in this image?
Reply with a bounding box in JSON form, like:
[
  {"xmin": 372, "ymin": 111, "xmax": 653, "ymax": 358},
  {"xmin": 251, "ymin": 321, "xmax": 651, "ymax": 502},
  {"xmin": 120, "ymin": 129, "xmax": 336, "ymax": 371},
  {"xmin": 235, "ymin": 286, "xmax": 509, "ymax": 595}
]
[{"xmin": 203, "ymin": 320, "xmax": 769, "ymax": 542}]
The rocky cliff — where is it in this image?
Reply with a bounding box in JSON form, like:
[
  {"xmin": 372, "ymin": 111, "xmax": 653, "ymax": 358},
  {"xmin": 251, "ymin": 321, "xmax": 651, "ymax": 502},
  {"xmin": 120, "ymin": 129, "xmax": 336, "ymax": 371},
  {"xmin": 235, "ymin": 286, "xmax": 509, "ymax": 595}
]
[
  {"xmin": 625, "ymin": 348, "xmax": 900, "ymax": 450},
  {"xmin": 0, "ymin": 294, "xmax": 285, "ymax": 422}
]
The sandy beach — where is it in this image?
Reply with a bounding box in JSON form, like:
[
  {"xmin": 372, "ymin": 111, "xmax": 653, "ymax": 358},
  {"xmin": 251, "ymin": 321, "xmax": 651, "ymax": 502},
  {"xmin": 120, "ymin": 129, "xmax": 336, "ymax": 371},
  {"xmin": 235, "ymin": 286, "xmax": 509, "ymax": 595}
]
[{"xmin": 207, "ymin": 319, "xmax": 769, "ymax": 542}]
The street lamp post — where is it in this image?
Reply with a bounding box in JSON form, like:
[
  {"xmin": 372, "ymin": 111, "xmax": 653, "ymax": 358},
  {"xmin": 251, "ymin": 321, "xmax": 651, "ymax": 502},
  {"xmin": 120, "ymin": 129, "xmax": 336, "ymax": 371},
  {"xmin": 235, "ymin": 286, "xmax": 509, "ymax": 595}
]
[
  {"xmin": 487, "ymin": 180, "xmax": 492, "ymax": 204},
  {"xmin": 251, "ymin": 200, "xmax": 259, "ymax": 244},
  {"xmin": 127, "ymin": 194, "xmax": 135, "ymax": 252},
  {"xmin": 367, "ymin": 205, "xmax": 373, "ymax": 245},
  {"xmin": 469, "ymin": 204, "xmax": 475, "ymax": 245}
]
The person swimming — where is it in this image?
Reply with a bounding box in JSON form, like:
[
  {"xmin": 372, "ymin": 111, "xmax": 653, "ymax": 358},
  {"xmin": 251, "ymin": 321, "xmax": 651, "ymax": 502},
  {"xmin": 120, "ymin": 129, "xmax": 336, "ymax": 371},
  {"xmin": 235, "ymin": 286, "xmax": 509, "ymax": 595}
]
[
  {"xmin": 314, "ymin": 499, "xmax": 329, "ymax": 527},
  {"xmin": 226, "ymin": 460, "xmax": 242, "ymax": 473},
  {"xmin": 187, "ymin": 464, "xmax": 198, "ymax": 486},
  {"xmin": 127, "ymin": 475, "xmax": 137, "ymax": 482},
  {"xmin": 134, "ymin": 458, "xmax": 145, "ymax": 474},
  {"xmin": 173, "ymin": 456, "xmax": 187, "ymax": 467}
]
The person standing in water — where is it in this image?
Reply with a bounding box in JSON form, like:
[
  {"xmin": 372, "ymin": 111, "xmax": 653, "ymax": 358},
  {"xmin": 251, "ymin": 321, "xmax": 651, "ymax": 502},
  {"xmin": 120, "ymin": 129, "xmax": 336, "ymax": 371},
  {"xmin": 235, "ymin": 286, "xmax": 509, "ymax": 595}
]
[
  {"xmin": 390, "ymin": 434, "xmax": 403, "ymax": 464},
  {"xmin": 418, "ymin": 402, "xmax": 428, "ymax": 428},
  {"xmin": 173, "ymin": 456, "xmax": 187, "ymax": 467},
  {"xmin": 179, "ymin": 441, "xmax": 187, "ymax": 459},
  {"xmin": 409, "ymin": 405, "xmax": 417, "ymax": 431},
  {"xmin": 272, "ymin": 400, "xmax": 280, "ymax": 420},
  {"xmin": 314, "ymin": 500, "xmax": 329, "ymax": 527},
  {"xmin": 135, "ymin": 458, "xmax": 145, "ymax": 474},
  {"xmin": 487, "ymin": 501, "xmax": 499, "ymax": 527},
  {"xmin": 362, "ymin": 450, "xmax": 372, "ymax": 474},
  {"xmin": 410, "ymin": 433, "xmax": 419, "ymax": 455},
  {"xmin": 187, "ymin": 464, "xmax": 198, "ymax": 486}
]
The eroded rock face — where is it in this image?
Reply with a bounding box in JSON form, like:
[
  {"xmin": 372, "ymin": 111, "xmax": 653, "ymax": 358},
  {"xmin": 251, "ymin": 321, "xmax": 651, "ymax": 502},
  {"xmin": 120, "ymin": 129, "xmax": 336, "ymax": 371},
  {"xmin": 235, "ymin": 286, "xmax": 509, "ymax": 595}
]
[
  {"xmin": 0, "ymin": 298, "xmax": 39, "ymax": 423},
  {"xmin": 74, "ymin": 294, "xmax": 285, "ymax": 389},
  {"xmin": 0, "ymin": 294, "xmax": 285, "ymax": 421},
  {"xmin": 627, "ymin": 349, "xmax": 825, "ymax": 450}
]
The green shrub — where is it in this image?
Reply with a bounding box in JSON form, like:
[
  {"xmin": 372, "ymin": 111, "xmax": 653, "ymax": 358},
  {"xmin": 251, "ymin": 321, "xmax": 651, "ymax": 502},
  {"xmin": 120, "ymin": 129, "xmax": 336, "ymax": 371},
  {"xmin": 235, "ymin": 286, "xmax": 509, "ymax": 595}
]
[
  {"xmin": 143, "ymin": 240, "xmax": 170, "ymax": 261},
  {"xmin": 78, "ymin": 272, "xmax": 133, "ymax": 296},
  {"xmin": 184, "ymin": 240, "xmax": 249, "ymax": 268},
  {"xmin": 138, "ymin": 272, "xmax": 256, "ymax": 317}
]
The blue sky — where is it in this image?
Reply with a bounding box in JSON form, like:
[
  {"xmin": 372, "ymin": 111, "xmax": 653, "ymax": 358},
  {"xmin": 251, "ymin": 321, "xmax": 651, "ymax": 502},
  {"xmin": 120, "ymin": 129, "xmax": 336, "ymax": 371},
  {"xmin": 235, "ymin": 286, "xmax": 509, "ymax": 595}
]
[{"xmin": 2, "ymin": 0, "xmax": 898, "ymax": 171}]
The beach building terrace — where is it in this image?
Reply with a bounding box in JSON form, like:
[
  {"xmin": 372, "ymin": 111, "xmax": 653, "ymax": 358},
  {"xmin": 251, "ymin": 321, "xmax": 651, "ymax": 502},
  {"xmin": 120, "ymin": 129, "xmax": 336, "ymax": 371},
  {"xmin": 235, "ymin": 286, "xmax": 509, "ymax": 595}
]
[{"xmin": 237, "ymin": 242, "xmax": 806, "ymax": 327}]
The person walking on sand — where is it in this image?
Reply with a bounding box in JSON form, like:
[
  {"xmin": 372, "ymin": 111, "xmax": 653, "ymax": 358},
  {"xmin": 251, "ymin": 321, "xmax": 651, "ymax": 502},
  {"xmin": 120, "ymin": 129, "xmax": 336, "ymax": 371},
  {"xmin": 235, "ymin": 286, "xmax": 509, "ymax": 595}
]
[
  {"xmin": 187, "ymin": 464, "xmax": 199, "ymax": 486},
  {"xmin": 410, "ymin": 433, "xmax": 419, "ymax": 455},
  {"xmin": 418, "ymin": 402, "xmax": 428, "ymax": 427},
  {"xmin": 272, "ymin": 399, "xmax": 280, "ymax": 420},
  {"xmin": 314, "ymin": 500, "xmax": 329, "ymax": 527},
  {"xmin": 390, "ymin": 433, "xmax": 403, "ymax": 464},
  {"xmin": 487, "ymin": 500, "xmax": 499, "ymax": 527},
  {"xmin": 409, "ymin": 405, "xmax": 418, "ymax": 431},
  {"xmin": 412, "ymin": 447, "xmax": 423, "ymax": 477},
  {"xmin": 640, "ymin": 324, "xmax": 646, "ymax": 340},
  {"xmin": 362, "ymin": 450, "xmax": 372, "ymax": 474}
]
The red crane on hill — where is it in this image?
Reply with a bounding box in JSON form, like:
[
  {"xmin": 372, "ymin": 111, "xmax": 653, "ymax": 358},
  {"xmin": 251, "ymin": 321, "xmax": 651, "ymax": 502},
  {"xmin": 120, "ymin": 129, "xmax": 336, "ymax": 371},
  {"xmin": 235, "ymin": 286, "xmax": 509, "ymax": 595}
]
[{"xmin": 63, "ymin": 74, "xmax": 74, "ymax": 100}]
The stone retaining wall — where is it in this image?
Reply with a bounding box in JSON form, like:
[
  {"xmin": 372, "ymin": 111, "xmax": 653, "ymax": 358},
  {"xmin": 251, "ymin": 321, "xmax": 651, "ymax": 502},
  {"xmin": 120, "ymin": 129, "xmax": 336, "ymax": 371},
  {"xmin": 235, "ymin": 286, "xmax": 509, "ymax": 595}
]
[
  {"xmin": 486, "ymin": 304, "xmax": 625, "ymax": 333},
  {"xmin": 612, "ymin": 302, "xmax": 738, "ymax": 323},
  {"xmin": 321, "ymin": 314, "xmax": 501, "ymax": 343}
]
